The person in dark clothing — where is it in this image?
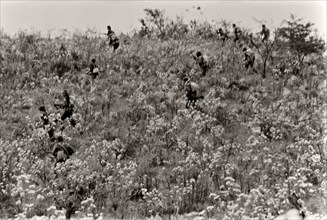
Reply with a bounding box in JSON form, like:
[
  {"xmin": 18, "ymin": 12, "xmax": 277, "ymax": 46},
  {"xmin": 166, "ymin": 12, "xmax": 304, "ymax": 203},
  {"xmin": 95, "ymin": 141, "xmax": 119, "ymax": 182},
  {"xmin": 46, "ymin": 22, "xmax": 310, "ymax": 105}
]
[
  {"xmin": 86, "ymin": 58, "xmax": 99, "ymax": 80},
  {"xmin": 183, "ymin": 77, "xmax": 204, "ymax": 108},
  {"xmin": 217, "ymin": 28, "xmax": 229, "ymax": 46},
  {"xmin": 232, "ymin": 23, "xmax": 242, "ymax": 43},
  {"xmin": 259, "ymin": 24, "xmax": 270, "ymax": 42},
  {"xmin": 106, "ymin": 25, "xmax": 119, "ymax": 52},
  {"xmin": 191, "ymin": 51, "xmax": 209, "ymax": 76},
  {"xmin": 39, "ymin": 105, "xmax": 55, "ymax": 141},
  {"xmin": 54, "ymin": 90, "xmax": 76, "ymax": 127}
]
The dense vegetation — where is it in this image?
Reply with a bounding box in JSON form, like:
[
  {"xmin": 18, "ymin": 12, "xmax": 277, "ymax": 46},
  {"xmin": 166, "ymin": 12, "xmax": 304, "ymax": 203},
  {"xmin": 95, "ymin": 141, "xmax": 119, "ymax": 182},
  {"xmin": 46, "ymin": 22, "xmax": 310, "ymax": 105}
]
[{"xmin": 0, "ymin": 10, "xmax": 326, "ymax": 219}]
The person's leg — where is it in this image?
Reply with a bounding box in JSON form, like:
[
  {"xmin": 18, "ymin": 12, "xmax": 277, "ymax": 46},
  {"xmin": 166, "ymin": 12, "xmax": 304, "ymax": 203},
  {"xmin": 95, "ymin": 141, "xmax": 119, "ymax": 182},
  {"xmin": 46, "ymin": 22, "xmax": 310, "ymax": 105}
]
[
  {"xmin": 245, "ymin": 62, "xmax": 249, "ymax": 70},
  {"xmin": 113, "ymin": 42, "xmax": 119, "ymax": 52}
]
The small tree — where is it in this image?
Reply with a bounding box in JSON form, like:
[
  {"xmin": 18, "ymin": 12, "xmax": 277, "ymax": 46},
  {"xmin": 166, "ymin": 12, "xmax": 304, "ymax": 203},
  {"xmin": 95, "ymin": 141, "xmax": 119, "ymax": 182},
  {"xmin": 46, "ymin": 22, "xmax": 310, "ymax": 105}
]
[
  {"xmin": 277, "ymin": 14, "xmax": 325, "ymax": 70},
  {"xmin": 143, "ymin": 8, "xmax": 166, "ymax": 38},
  {"xmin": 248, "ymin": 29, "xmax": 278, "ymax": 78}
]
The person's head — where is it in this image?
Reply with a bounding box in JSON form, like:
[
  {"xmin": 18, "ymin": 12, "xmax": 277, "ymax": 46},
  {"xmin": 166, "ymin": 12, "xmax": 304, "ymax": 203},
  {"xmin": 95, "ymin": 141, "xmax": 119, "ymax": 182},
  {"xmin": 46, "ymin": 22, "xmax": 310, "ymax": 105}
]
[
  {"xmin": 62, "ymin": 90, "xmax": 68, "ymax": 97},
  {"xmin": 59, "ymin": 44, "xmax": 66, "ymax": 51},
  {"xmin": 262, "ymin": 24, "xmax": 266, "ymax": 29},
  {"xmin": 232, "ymin": 24, "xmax": 236, "ymax": 28},
  {"xmin": 196, "ymin": 51, "xmax": 202, "ymax": 57},
  {"xmin": 57, "ymin": 136, "xmax": 64, "ymax": 142},
  {"xmin": 218, "ymin": 28, "xmax": 222, "ymax": 32},
  {"xmin": 91, "ymin": 58, "xmax": 96, "ymax": 63},
  {"xmin": 243, "ymin": 47, "xmax": 247, "ymax": 52},
  {"xmin": 107, "ymin": 25, "xmax": 111, "ymax": 30},
  {"xmin": 39, "ymin": 106, "xmax": 46, "ymax": 112}
]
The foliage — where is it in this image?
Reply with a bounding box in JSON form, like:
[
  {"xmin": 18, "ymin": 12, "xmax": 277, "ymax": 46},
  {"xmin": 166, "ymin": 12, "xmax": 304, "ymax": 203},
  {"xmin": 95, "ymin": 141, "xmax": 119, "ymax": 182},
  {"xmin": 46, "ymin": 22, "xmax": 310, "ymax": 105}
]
[
  {"xmin": 277, "ymin": 14, "xmax": 325, "ymax": 70},
  {"xmin": 0, "ymin": 11, "xmax": 326, "ymax": 220}
]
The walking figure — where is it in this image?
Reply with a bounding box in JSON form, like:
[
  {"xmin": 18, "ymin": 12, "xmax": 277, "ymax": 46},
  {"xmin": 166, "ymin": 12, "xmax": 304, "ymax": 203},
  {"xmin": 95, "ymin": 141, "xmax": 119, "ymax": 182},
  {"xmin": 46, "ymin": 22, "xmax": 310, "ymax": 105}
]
[
  {"xmin": 106, "ymin": 25, "xmax": 119, "ymax": 52},
  {"xmin": 86, "ymin": 58, "xmax": 99, "ymax": 80},
  {"xmin": 217, "ymin": 28, "xmax": 229, "ymax": 46},
  {"xmin": 183, "ymin": 77, "xmax": 204, "ymax": 108},
  {"xmin": 241, "ymin": 46, "xmax": 257, "ymax": 73},
  {"xmin": 39, "ymin": 106, "xmax": 55, "ymax": 141},
  {"xmin": 232, "ymin": 24, "xmax": 242, "ymax": 43},
  {"xmin": 54, "ymin": 90, "xmax": 76, "ymax": 127},
  {"xmin": 191, "ymin": 51, "xmax": 209, "ymax": 76},
  {"xmin": 259, "ymin": 24, "xmax": 270, "ymax": 42}
]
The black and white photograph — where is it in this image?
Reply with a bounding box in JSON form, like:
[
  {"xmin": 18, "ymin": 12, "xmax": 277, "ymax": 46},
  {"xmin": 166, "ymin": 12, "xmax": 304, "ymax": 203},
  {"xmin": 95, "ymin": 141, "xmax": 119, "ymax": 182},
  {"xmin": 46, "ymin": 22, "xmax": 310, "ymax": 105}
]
[{"xmin": 0, "ymin": 0, "xmax": 326, "ymax": 219}]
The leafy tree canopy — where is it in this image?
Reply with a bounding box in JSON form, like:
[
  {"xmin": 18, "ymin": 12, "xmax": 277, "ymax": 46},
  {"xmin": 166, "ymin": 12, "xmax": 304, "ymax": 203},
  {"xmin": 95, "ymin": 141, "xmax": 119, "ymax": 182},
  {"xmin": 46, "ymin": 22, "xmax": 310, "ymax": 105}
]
[{"xmin": 278, "ymin": 14, "xmax": 325, "ymax": 63}]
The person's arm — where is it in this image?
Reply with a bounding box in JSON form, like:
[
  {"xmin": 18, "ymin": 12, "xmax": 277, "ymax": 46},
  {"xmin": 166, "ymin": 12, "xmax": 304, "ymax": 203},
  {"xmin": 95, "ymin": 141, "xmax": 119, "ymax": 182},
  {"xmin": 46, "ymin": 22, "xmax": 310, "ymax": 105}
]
[
  {"xmin": 191, "ymin": 53, "xmax": 197, "ymax": 60},
  {"xmin": 241, "ymin": 53, "xmax": 247, "ymax": 62},
  {"xmin": 63, "ymin": 97, "xmax": 70, "ymax": 108}
]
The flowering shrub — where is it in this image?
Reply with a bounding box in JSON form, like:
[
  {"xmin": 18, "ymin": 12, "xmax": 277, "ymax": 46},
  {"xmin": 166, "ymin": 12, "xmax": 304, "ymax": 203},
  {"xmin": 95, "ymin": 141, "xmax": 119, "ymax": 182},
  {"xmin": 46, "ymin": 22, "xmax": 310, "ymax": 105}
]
[{"xmin": 0, "ymin": 12, "xmax": 326, "ymax": 219}]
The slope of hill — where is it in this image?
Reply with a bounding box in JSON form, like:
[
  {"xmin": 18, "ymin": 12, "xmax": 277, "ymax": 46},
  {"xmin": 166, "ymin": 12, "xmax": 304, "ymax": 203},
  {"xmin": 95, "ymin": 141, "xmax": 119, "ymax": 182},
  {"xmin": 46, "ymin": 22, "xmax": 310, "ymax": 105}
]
[{"xmin": 0, "ymin": 17, "xmax": 326, "ymax": 219}]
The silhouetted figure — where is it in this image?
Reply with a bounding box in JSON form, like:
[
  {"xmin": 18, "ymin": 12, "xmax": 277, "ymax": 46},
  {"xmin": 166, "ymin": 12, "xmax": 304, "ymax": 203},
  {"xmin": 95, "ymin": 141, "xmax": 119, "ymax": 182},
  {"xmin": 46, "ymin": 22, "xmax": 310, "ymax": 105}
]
[
  {"xmin": 86, "ymin": 58, "xmax": 99, "ymax": 80},
  {"xmin": 39, "ymin": 106, "xmax": 55, "ymax": 141},
  {"xmin": 191, "ymin": 51, "xmax": 209, "ymax": 76},
  {"xmin": 54, "ymin": 90, "xmax": 76, "ymax": 127},
  {"xmin": 217, "ymin": 28, "xmax": 229, "ymax": 46},
  {"xmin": 232, "ymin": 23, "xmax": 242, "ymax": 43},
  {"xmin": 106, "ymin": 25, "xmax": 119, "ymax": 52},
  {"xmin": 259, "ymin": 24, "xmax": 270, "ymax": 42},
  {"xmin": 139, "ymin": 19, "xmax": 149, "ymax": 37},
  {"xmin": 183, "ymin": 77, "xmax": 204, "ymax": 108},
  {"xmin": 65, "ymin": 201, "xmax": 77, "ymax": 220}
]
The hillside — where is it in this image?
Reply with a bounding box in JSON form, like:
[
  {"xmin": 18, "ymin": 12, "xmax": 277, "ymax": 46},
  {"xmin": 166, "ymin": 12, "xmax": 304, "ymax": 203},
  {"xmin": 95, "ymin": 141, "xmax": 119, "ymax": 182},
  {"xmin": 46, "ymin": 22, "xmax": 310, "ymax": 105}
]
[{"xmin": 0, "ymin": 15, "xmax": 326, "ymax": 219}]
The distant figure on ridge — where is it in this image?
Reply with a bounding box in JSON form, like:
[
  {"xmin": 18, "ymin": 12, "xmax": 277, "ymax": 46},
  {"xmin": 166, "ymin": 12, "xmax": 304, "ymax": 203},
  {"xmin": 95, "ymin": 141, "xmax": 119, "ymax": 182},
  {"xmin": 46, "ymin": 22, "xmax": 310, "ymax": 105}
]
[
  {"xmin": 106, "ymin": 25, "xmax": 119, "ymax": 52},
  {"xmin": 232, "ymin": 23, "xmax": 242, "ymax": 43},
  {"xmin": 259, "ymin": 24, "xmax": 270, "ymax": 42},
  {"xmin": 217, "ymin": 28, "xmax": 229, "ymax": 46},
  {"xmin": 191, "ymin": 51, "xmax": 209, "ymax": 76}
]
